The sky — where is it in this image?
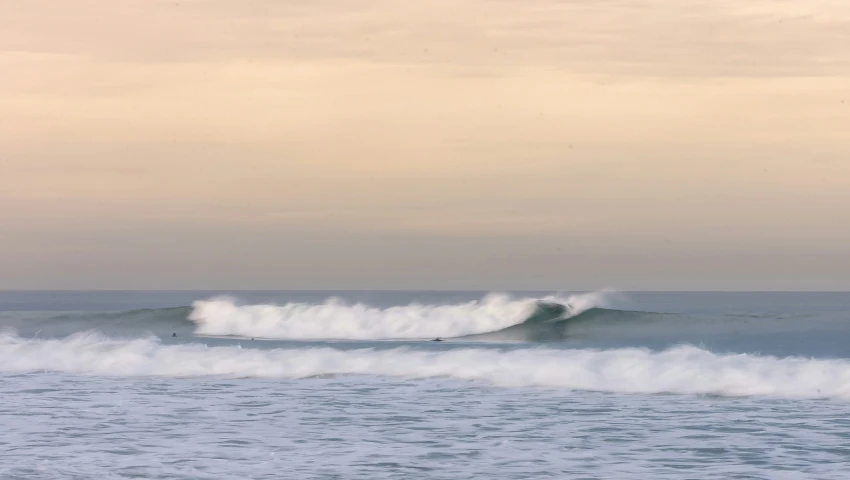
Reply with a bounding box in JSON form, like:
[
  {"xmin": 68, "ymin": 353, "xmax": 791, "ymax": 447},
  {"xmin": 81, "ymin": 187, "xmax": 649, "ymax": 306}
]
[{"xmin": 1, "ymin": 0, "xmax": 849, "ymax": 290}]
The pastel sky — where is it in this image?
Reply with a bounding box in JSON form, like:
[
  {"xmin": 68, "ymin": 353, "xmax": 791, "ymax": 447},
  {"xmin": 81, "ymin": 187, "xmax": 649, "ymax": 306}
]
[{"xmin": 2, "ymin": 0, "xmax": 849, "ymax": 290}]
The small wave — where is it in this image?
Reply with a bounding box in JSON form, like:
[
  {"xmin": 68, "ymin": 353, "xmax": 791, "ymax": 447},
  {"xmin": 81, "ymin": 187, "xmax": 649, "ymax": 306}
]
[
  {"xmin": 188, "ymin": 292, "xmax": 614, "ymax": 340},
  {"xmin": 1, "ymin": 332, "xmax": 848, "ymax": 400},
  {"xmin": 0, "ymin": 307, "xmax": 195, "ymax": 337}
]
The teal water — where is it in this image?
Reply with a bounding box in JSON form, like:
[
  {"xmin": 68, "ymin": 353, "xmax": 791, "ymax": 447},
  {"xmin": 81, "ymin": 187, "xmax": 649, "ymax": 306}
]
[{"xmin": 1, "ymin": 291, "xmax": 849, "ymax": 478}]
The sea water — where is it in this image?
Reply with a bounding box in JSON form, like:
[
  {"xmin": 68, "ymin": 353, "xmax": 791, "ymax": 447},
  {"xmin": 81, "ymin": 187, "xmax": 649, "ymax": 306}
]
[{"xmin": 1, "ymin": 290, "xmax": 849, "ymax": 479}]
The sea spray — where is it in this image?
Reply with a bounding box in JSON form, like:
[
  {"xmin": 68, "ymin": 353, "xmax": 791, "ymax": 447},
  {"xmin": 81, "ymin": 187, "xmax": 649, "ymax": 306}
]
[{"xmin": 188, "ymin": 291, "xmax": 613, "ymax": 340}]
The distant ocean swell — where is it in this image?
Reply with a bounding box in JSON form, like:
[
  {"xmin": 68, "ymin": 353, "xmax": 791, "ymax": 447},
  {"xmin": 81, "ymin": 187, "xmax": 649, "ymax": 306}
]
[{"xmin": 2, "ymin": 332, "xmax": 848, "ymax": 400}]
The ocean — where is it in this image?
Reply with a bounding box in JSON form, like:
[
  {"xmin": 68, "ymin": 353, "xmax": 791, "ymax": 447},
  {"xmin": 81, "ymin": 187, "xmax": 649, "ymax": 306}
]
[{"xmin": 1, "ymin": 290, "xmax": 849, "ymax": 479}]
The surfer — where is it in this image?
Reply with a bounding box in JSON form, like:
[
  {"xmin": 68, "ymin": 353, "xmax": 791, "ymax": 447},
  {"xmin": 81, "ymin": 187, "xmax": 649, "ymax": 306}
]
[{"xmin": 172, "ymin": 333, "xmax": 177, "ymax": 337}]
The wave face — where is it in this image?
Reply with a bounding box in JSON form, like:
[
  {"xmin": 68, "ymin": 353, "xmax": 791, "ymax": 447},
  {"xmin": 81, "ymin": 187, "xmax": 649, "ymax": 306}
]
[
  {"xmin": 0, "ymin": 307, "xmax": 195, "ymax": 338},
  {"xmin": 2, "ymin": 332, "xmax": 849, "ymax": 400},
  {"xmin": 189, "ymin": 292, "xmax": 613, "ymax": 340}
]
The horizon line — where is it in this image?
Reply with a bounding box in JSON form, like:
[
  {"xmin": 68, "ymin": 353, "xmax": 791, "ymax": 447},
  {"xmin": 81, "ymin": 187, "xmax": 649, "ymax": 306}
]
[{"xmin": 1, "ymin": 289, "xmax": 849, "ymax": 294}]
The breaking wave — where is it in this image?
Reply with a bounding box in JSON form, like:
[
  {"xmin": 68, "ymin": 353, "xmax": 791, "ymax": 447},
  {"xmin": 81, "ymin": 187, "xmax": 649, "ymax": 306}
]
[
  {"xmin": 1, "ymin": 332, "xmax": 848, "ymax": 400},
  {"xmin": 188, "ymin": 292, "xmax": 615, "ymax": 340}
]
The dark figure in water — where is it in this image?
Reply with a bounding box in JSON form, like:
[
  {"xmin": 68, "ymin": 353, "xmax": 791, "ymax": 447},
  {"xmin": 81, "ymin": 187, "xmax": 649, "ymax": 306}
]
[
  {"xmin": 432, "ymin": 338, "xmax": 444, "ymax": 342},
  {"xmin": 172, "ymin": 333, "xmax": 177, "ymax": 337}
]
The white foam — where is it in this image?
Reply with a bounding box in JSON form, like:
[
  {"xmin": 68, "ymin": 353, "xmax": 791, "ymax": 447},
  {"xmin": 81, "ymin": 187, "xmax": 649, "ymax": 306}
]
[
  {"xmin": 188, "ymin": 292, "xmax": 612, "ymax": 340},
  {"xmin": 2, "ymin": 332, "xmax": 849, "ymax": 400}
]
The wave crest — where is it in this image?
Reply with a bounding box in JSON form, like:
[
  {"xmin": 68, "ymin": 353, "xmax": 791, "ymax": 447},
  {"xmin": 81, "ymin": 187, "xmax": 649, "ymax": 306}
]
[
  {"xmin": 2, "ymin": 332, "xmax": 849, "ymax": 400},
  {"xmin": 188, "ymin": 292, "xmax": 613, "ymax": 340}
]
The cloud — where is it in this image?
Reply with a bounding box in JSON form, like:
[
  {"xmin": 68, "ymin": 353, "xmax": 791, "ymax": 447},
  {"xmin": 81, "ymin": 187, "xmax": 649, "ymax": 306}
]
[{"xmin": 2, "ymin": 0, "xmax": 849, "ymax": 75}]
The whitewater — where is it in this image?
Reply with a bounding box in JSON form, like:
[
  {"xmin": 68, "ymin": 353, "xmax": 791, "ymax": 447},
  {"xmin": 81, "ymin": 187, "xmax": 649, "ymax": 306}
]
[
  {"xmin": 3, "ymin": 332, "xmax": 850, "ymax": 400},
  {"xmin": 188, "ymin": 291, "xmax": 610, "ymax": 340},
  {"xmin": 3, "ymin": 290, "xmax": 850, "ymax": 479}
]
